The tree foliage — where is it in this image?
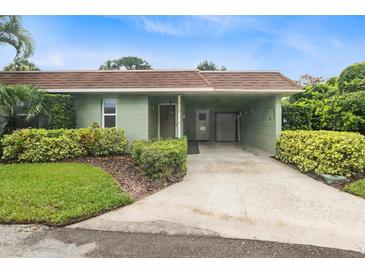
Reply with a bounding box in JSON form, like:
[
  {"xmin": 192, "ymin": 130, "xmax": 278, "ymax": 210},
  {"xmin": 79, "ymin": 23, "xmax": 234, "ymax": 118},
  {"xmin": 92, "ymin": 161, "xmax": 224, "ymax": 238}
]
[
  {"xmin": 338, "ymin": 61, "xmax": 365, "ymax": 94},
  {"xmin": 196, "ymin": 60, "xmax": 227, "ymax": 71},
  {"xmin": 43, "ymin": 94, "xmax": 75, "ymax": 129},
  {"xmin": 99, "ymin": 56, "xmax": 152, "ymax": 70},
  {"xmin": 282, "ymin": 102, "xmax": 313, "ymax": 130},
  {"xmin": 3, "ymin": 58, "xmax": 40, "ymax": 71},
  {"xmin": 284, "ymin": 60, "xmax": 365, "ymax": 133},
  {"xmin": 296, "ymin": 73, "xmax": 324, "ymax": 88},
  {"xmin": 0, "ymin": 16, "xmax": 34, "ymax": 60}
]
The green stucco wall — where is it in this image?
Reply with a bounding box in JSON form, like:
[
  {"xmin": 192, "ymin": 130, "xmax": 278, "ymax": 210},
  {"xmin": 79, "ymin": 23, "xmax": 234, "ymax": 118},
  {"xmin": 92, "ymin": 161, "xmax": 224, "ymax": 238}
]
[
  {"xmin": 72, "ymin": 93, "xmax": 281, "ymax": 154},
  {"xmin": 241, "ymin": 95, "xmax": 281, "ymax": 154},
  {"xmin": 73, "ymin": 94, "xmax": 149, "ymax": 142}
]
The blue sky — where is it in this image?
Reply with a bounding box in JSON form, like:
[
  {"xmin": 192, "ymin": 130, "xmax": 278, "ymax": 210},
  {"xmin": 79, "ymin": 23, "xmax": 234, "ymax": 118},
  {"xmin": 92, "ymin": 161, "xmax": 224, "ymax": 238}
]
[{"xmin": 1, "ymin": 16, "xmax": 365, "ymax": 80}]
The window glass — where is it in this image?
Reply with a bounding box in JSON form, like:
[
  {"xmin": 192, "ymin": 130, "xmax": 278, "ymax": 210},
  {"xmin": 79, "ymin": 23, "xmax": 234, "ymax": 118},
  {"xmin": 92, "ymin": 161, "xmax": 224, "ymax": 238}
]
[
  {"xmin": 104, "ymin": 116, "xmax": 116, "ymax": 128},
  {"xmin": 103, "ymin": 99, "xmax": 117, "ymax": 128},
  {"xmin": 104, "ymin": 99, "xmax": 116, "ymax": 114},
  {"xmin": 199, "ymin": 113, "xmax": 206, "ymax": 121}
]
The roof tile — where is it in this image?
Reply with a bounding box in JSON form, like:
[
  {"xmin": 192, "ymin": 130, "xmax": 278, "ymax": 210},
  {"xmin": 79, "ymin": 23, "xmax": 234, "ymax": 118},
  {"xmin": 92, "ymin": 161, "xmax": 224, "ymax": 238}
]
[{"xmin": 0, "ymin": 70, "xmax": 301, "ymax": 90}]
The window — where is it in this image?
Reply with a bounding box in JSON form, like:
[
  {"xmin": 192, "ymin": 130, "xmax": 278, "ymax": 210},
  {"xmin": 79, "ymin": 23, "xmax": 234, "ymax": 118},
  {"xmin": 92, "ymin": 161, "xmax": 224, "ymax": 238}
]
[
  {"xmin": 103, "ymin": 99, "xmax": 117, "ymax": 128},
  {"xmin": 199, "ymin": 113, "xmax": 206, "ymax": 121}
]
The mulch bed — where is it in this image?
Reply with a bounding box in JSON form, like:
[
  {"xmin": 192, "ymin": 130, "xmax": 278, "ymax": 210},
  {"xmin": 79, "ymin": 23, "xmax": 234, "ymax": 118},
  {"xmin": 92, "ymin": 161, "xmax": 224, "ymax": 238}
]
[
  {"xmin": 72, "ymin": 155, "xmax": 181, "ymax": 200},
  {"xmin": 306, "ymin": 173, "xmax": 351, "ymax": 191}
]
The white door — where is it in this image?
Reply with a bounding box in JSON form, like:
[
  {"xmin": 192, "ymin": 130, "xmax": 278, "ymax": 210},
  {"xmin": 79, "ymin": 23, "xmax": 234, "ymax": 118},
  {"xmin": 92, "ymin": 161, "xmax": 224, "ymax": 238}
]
[
  {"xmin": 216, "ymin": 113, "xmax": 237, "ymax": 141},
  {"xmin": 195, "ymin": 110, "xmax": 210, "ymax": 140}
]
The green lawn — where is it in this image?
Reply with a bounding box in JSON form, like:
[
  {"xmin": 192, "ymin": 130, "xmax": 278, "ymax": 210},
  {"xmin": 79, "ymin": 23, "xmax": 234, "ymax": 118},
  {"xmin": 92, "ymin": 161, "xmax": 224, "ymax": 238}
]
[
  {"xmin": 344, "ymin": 179, "xmax": 365, "ymax": 198},
  {"xmin": 0, "ymin": 163, "xmax": 132, "ymax": 225}
]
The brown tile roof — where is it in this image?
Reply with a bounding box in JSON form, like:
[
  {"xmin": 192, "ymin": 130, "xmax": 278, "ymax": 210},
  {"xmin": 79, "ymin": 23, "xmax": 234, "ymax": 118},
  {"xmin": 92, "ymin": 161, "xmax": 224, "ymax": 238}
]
[
  {"xmin": 201, "ymin": 71, "xmax": 300, "ymax": 90},
  {"xmin": 0, "ymin": 70, "xmax": 301, "ymax": 91}
]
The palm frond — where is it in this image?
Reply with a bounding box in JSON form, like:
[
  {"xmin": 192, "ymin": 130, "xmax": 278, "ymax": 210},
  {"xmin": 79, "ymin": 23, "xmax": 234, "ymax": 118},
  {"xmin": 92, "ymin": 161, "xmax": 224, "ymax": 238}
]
[{"xmin": 0, "ymin": 15, "xmax": 34, "ymax": 59}]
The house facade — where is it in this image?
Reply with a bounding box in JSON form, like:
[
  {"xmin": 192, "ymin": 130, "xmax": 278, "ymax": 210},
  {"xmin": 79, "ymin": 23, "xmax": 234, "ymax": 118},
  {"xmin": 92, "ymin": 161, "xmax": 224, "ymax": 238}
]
[{"xmin": 0, "ymin": 70, "xmax": 302, "ymax": 154}]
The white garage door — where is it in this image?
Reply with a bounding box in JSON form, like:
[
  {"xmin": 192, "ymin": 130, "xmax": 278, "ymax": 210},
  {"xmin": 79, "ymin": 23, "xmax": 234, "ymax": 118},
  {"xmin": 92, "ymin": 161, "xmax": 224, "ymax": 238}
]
[{"xmin": 216, "ymin": 113, "xmax": 237, "ymax": 141}]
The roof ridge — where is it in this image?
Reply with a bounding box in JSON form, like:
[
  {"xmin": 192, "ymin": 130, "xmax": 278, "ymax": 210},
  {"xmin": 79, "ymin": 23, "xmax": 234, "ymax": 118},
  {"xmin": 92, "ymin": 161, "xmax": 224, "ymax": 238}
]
[
  {"xmin": 195, "ymin": 71, "xmax": 212, "ymax": 87},
  {"xmin": 0, "ymin": 69, "xmax": 201, "ymax": 73},
  {"xmin": 200, "ymin": 70, "xmax": 281, "ymax": 73},
  {"xmin": 276, "ymin": 72, "xmax": 302, "ymax": 89}
]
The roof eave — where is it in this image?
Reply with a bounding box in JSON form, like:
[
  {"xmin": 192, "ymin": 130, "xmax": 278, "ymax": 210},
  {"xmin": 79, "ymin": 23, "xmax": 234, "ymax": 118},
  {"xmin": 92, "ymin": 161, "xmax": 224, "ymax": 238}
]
[
  {"xmin": 213, "ymin": 88, "xmax": 303, "ymax": 95},
  {"xmin": 47, "ymin": 87, "xmax": 303, "ymax": 95},
  {"xmin": 46, "ymin": 87, "xmax": 214, "ymax": 93}
]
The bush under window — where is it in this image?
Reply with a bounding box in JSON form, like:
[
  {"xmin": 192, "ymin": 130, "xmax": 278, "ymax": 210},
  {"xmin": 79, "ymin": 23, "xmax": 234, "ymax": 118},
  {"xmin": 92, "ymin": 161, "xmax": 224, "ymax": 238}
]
[
  {"xmin": 131, "ymin": 137, "xmax": 188, "ymax": 180},
  {"xmin": 1, "ymin": 125, "xmax": 128, "ymax": 162}
]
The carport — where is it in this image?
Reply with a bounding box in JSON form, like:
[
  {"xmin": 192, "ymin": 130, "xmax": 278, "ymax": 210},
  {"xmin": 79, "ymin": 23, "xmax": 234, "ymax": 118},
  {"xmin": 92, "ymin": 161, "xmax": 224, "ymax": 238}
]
[{"xmin": 182, "ymin": 94, "xmax": 282, "ymax": 154}]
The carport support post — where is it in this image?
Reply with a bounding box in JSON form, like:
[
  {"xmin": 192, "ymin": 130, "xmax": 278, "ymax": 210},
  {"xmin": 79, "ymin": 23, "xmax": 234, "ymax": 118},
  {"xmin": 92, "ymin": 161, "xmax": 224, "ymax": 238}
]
[
  {"xmin": 274, "ymin": 95, "xmax": 282, "ymax": 138},
  {"xmin": 177, "ymin": 95, "xmax": 182, "ymax": 138}
]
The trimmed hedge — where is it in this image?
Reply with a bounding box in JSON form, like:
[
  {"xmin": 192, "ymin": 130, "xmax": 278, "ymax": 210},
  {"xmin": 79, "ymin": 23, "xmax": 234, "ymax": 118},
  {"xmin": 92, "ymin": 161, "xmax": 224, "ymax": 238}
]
[
  {"xmin": 131, "ymin": 137, "xmax": 188, "ymax": 180},
  {"xmin": 276, "ymin": 130, "xmax": 365, "ymax": 177},
  {"xmin": 43, "ymin": 94, "xmax": 75, "ymax": 129},
  {"xmin": 1, "ymin": 126, "xmax": 128, "ymax": 162}
]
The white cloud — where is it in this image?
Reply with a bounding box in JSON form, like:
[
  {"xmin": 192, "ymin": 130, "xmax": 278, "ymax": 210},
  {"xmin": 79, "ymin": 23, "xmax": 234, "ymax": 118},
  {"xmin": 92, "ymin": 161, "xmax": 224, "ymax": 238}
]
[
  {"xmin": 32, "ymin": 52, "xmax": 65, "ymax": 68},
  {"xmin": 139, "ymin": 17, "xmax": 182, "ymax": 36},
  {"xmin": 134, "ymin": 16, "xmax": 258, "ymax": 37},
  {"xmin": 278, "ymin": 31, "xmax": 321, "ymax": 57}
]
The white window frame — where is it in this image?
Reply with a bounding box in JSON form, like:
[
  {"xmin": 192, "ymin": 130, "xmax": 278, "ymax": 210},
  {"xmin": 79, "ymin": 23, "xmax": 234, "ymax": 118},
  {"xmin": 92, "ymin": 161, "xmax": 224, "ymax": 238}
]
[{"xmin": 102, "ymin": 99, "xmax": 117, "ymax": 128}]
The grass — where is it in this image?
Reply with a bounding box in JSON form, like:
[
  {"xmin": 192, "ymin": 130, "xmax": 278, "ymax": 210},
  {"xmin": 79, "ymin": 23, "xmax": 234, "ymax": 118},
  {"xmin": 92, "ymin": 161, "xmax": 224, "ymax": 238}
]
[
  {"xmin": 344, "ymin": 179, "xmax": 365, "ymax": 198},
  {"xmin": 0, "ymin": 162, "xmax": 133, "ymax": 226}
]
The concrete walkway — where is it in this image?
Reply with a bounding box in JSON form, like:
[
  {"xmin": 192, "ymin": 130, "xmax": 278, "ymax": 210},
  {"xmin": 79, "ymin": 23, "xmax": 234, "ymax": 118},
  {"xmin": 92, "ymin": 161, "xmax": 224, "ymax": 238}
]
[{"xmin": 69, "ymin": 143, "xmax": 365, "ymax": 253}]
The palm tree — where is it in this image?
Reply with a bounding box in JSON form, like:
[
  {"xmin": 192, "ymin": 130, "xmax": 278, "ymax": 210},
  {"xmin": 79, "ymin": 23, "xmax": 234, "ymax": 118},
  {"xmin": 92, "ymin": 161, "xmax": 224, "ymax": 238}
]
[
  {"xmin": 0, "ymin": 84, "xmax": 46, "ymax": 135},
  {"xmin": 3, "ymin": 58, "xmax": 40, "ymax": 71},
  {"xmin": 0, "ymin": 15, "xmax": 34, "ymax": 60}
]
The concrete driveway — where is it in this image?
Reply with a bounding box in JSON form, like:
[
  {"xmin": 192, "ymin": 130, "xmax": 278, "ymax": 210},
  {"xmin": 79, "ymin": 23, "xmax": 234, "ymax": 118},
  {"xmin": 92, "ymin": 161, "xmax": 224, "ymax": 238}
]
[{"xmin": 69, "ymin": 143, "xmax": 365, "ymax": 253}]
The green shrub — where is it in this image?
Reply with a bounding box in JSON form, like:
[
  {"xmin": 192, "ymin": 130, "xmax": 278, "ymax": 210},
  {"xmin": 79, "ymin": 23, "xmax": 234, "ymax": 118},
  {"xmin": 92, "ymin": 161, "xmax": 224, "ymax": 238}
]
[
  {"xmin": 276, "ymin": 130, "xmax": 365, "ymax": 177},
  {"xmin": 284, "ymin": 91, "xmax": 365, "ymax": 133},
  {"xmin": 313, "ymin": 102, "xmax": 364, "ymax": 132},
  {"xmin": 282, "ymin": 102, "xmax": 313, "ymax": 130},
  {"xmin": 130, "ymin": 140, "xmax": 150, "ymax": 165},
  {"xmin": 1, "ymin": 126, "xmax": 128, "ymax": 162},
  {"xmin": 131, "ymin": 137, "xmax": 188, "ymax": 180},
  {"xmin": 43, "ymin": 94, "xmax": 75, "ymax": 129},
  {"xmin": 73, "ymin": 125, "xmax": 128, "ymax": 156}
]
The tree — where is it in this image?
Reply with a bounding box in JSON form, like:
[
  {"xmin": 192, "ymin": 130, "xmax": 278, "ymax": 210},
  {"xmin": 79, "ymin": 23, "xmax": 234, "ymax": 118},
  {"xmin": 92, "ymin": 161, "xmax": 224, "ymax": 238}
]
[
  {"xmin": 99, "ymin": 56, "xmax": 152, "ymax": 70},
  {"xmin": 3, "ymin": 58, "xmax": 40, "ymax": 71},
  {"xmin": 338, "ymin": 61, "xmax": 365, "ymax": 93},
  {"xmin": 0, "ymin": 16, "xmax": 34, "ymax": 60},
  {"xmin": 296, "ymin": 73, "xmax": 324, "ymax": 88},
  {"xmin": 0, "ymin": 84, "xmax": 46, "ymax": 135},
  {"xmin": 196, "ymin": 60, "xmax": 227, "ymax": 71}
]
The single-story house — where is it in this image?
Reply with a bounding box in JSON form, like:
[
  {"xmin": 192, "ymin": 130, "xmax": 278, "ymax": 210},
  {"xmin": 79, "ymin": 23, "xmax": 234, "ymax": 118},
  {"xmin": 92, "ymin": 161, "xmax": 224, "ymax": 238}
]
[{"xmin": 0, "ymin": 70, "xmax": 301, "ymax": 154}]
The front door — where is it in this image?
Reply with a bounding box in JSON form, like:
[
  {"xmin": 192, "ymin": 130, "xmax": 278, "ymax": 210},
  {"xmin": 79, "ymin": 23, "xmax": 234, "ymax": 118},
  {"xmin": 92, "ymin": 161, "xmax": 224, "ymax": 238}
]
[{"xmin": 159, "ymin": 105, "xmax": 176, "ymax": 139}]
